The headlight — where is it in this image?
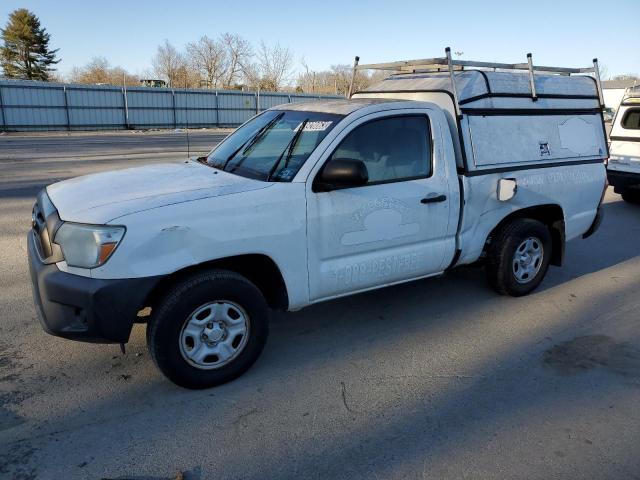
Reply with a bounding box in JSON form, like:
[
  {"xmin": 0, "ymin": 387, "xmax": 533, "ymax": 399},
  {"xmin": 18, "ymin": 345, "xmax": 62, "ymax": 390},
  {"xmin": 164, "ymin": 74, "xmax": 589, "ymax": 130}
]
[{"xmin": 53, "ymin": 223, "xmax": 125, "ymax": 268}]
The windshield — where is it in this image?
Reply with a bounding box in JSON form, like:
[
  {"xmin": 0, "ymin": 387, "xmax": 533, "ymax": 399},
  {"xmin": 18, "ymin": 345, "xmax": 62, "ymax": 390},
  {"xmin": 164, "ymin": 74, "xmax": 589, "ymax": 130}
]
[{"xmin": 207, "ymin": 110, "xmax": 342, "ymax": 182}]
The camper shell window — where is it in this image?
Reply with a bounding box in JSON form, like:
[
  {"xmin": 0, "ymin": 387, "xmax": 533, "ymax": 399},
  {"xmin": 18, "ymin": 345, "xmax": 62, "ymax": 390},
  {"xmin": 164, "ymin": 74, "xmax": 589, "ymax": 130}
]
[{"xmin": 622, "ymin": 109, "xmax": 640, "ymax": 130}]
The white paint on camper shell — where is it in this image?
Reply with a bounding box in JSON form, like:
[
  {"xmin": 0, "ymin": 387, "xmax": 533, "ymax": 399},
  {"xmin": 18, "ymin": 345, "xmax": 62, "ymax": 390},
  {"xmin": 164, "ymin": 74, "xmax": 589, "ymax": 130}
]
[{"xmin": 558, "ymin": 117, "xmax": 598, "ymax": 155}]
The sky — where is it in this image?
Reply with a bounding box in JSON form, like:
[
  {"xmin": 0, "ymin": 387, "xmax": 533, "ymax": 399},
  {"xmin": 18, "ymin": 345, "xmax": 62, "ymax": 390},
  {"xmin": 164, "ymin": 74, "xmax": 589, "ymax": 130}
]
[{"xmin": 1, "ymin": 0, "xmax": 638, "ymax": 80}]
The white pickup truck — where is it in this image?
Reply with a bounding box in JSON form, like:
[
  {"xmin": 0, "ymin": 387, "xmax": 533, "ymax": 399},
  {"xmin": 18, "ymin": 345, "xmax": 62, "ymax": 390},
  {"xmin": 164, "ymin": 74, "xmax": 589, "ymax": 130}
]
[
  {"xmin": 28, "ymin": 51, "xmax": 608, "ymax": 389},
  {"xmin": 607, "ymin": 87, "xmax": 640, "ymax": 202}
]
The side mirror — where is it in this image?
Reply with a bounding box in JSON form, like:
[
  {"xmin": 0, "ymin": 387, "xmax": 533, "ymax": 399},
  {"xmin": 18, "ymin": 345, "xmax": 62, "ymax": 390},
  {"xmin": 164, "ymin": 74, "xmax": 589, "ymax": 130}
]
[{"xmin": 315, "ymin": 158, "xmax": 369, "ymax": 192}]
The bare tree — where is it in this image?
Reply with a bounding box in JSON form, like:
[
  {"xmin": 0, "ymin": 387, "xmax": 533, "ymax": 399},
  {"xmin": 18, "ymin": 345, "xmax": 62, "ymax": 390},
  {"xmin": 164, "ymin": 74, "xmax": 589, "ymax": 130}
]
[
  {"xmin": 221, "ymin": 33, "xmax": 252, "ymax": 88},
  {"xmin": 68, "ymin": 56, "xmax": 138, "ymax": 86},
  {"xmin": 241, "ymin": 61, "xmax": 261, "ymax": 90},
  {"xmin": 297, "ymin": 57, "xmax": 318, "ymax": 93},
  {"xmin": 152, "ymin": 40, "xmax": 185, "ymax": 87},
  {"xmin": 329, "ymin": 64, "xmax": 352, "ymax": 95},
  {"xmin": 256, "ymin": 41, "xmax": 293, "ymax": 91},
  {"xmin": 598, "ymin": 63, "xmax": 609, "ymax": 81},
  {"xmin": 296, "ymin": 60, "xmax": 382, "ymax": 95},
  {"xmin": 186, "ymin": 35, "xmax": 227, "ymax": 88},
  {"xmin": 173, "ymin": 63, "xmax": 201, "ymax": 89},
  {"xmin": 611, "ymin": 73, "xmax": 640, "ymax": 82},
  {"xmin": 71, "ymin": 56, "xmax": 110, "ymax": 84}
]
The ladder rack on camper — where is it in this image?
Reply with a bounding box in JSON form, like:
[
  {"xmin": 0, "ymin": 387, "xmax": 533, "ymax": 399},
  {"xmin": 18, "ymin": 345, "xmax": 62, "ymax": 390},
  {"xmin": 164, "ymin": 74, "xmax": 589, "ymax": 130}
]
[
  {"xmin": 347, "ymin": 47, "xmax": 605, "ymax": 115},
  {"xmin": 622, "ymin": 85, "xmax": 640, "ymax": 104}
]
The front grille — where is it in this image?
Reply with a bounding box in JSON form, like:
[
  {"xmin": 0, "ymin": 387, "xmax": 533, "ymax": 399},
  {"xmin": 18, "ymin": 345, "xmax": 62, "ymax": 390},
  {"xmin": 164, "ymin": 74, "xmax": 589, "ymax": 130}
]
[{"xmin": 31, "ymin": 191, "xmax": 63, "ymax": 264}]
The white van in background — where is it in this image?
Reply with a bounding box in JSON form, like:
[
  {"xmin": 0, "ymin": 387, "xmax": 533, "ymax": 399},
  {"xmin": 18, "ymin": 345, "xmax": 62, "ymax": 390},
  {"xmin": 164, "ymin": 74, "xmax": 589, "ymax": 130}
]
[{"xmin": 607, "ymin": 87, "xmax": 640, "ymax": 203}]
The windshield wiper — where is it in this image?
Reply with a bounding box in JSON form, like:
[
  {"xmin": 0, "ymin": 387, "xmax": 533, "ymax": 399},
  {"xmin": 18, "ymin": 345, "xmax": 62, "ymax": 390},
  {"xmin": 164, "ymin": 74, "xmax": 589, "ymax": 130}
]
[
  {"xmin": 266, "ymin": 118, "xmax": 309, "ymax": 182},
  {"xmin": 222, "ymin": 112, "xmax": 284, "ymax": 171}
]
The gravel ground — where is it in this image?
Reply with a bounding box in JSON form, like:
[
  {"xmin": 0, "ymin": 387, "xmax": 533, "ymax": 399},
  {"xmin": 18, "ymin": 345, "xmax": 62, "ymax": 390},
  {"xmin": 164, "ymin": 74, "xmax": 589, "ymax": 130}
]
[{"xmin": 0, "ymin": 131, "xmax": 639, "ymax": 480}]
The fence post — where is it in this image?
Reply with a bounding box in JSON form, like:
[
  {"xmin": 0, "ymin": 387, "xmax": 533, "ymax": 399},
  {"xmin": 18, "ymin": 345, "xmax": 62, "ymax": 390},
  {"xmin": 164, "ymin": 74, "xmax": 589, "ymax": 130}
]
[
  {"xmin": 122, "ymin": 86, "xmax": 130, "ymax": 129},
  {"xmin": 0, "ymin": 83, "xmax": 6, "ymax": 131},
  {"xmin": 256, "ymin": 90, "xmax": 260, "ymax": 114},
  {"xmin": 63, "ymin": 85, "xmax": 71, "ymax": 131},
  {"xmin": 288, "ymin": 94, "xmax": 292, "ymax": 104},
  {"xmin": 215, "ymin": 90, "xmax": 219, "ymax": 126},
  {"xmin": 171, "ymin": 90, "xmax": 177, "ymax": 128}
]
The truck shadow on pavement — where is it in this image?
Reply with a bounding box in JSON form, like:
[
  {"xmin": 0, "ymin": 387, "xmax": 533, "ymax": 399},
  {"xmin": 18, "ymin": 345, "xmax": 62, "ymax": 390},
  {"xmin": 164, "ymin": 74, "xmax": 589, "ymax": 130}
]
[{"xmin": 4, "ymin": 247, "xmax": 640, "ymax": 478}]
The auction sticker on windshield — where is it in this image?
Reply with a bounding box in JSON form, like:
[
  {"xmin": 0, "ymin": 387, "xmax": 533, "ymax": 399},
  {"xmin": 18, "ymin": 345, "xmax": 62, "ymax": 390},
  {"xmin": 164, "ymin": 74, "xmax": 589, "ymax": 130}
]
[{"xmin": 295, "ymin": 121, "xmax": 333, "ymax": 132}]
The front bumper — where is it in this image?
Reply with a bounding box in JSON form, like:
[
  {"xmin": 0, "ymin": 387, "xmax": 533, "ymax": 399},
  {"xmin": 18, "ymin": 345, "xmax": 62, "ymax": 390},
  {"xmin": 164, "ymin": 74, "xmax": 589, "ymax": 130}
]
[
  {"xmin": 607, "ymin": 168, "xmax": 640, "ymax": 193},
  {"xmin": 28, "ymin": 231, "xmax": 160, "ymax": 344}
]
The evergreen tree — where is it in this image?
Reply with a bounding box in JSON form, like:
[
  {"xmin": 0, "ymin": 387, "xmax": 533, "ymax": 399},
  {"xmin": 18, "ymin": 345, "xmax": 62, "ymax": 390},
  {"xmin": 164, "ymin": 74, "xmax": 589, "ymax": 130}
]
[{"xmin": 1, "ymin": 9, "xmax": 59, "ymax": 81}]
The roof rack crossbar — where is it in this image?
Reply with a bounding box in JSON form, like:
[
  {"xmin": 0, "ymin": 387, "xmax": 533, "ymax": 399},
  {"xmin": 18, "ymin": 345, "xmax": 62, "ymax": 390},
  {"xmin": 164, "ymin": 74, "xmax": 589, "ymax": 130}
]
[
  {"xmin": 355, "ymin": 54, "xmax": 596, "ymax": 76},
  {"xmin": 357, "ymin": 57, "xmax": 448, "ymax": 71},
  {"xmin": 349, "ymin": 48, "xmax": 605, "ymax": 109}
]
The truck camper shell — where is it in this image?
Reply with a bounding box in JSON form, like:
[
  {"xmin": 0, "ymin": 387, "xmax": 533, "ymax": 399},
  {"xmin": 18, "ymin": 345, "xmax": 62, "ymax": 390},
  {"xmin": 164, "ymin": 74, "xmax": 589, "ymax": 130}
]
[
  {"xmin": 350, "ymin": 49, "xmax": 608, "ymax": 175},
  {"xmin": 610, "ymin": 86, "xmax": 640, "ymax": 142},
  {"xmin": 606, "ymin": 86, "xmax": 640, "ymax": 201}
]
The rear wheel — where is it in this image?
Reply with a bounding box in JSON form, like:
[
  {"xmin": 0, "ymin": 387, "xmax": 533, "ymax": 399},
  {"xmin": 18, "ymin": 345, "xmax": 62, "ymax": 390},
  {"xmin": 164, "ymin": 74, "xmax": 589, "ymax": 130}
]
[
  {"xmin": 621, "ymin": 190, "xmax": 640, "ymax": 204},
  {"xmin": 146, "ymin": 269, "xmax": 269, "ymax": 389},
  {"xmin": 485, "ymin": 218, "xmax": 552, "ymax": 297}
]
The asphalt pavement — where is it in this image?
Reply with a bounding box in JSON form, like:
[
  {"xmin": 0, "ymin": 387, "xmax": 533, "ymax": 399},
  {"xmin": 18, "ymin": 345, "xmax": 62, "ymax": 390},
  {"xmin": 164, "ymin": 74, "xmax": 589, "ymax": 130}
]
[{"xmin": 0, "ymin": 130, "xmax": 639, "ymax": 479}]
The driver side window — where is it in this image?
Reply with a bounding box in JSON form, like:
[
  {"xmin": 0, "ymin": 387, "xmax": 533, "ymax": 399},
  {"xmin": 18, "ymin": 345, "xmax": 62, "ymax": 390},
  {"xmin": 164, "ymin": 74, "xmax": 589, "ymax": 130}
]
[{"xmin": 329, "ymin": 115, "xmax": 432, "ymax": 185}]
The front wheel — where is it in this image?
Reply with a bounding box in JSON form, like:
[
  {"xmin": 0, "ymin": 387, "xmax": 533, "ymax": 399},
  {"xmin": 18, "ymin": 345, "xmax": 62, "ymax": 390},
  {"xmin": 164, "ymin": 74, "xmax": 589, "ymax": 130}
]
[
  {"xmin": 146, "ymin": 270, "xmax": 269, "ymax": 389},
  {"xmin": 485, "ymin": 218, "xmax": 552, "ymax": 297}
]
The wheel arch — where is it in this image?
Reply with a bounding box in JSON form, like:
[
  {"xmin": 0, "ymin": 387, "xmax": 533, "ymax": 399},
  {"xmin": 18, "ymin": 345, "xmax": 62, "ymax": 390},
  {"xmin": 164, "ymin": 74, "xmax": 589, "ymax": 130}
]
[
  {"xmin": 486, "ymin": 204, "xmax": 565, "ymax": 266},
  {"xmin": 141, "ymin": 254, "xmax": 289, "ymax": 317}
]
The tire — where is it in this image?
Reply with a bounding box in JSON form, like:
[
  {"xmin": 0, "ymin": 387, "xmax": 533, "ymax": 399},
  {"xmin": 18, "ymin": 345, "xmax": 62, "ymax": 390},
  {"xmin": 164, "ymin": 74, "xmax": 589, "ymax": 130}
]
[
  {"xmin": 146, "ymin": 269, "xmax": 269, "ymax": 389},
  {"xmin": 621, "ymin": 190, "xmax": 640, "ymax": 204},
  {"xmin": 485, "ymin": 218, "xmax": 552, "ymax": 297}
]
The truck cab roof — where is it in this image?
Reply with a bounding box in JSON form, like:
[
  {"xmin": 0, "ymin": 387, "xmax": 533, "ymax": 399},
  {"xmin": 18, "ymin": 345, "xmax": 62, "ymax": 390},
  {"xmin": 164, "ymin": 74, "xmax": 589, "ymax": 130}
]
[{"xmin": 273, "ymin": 97, "xmax": 421, "ymax": 116}]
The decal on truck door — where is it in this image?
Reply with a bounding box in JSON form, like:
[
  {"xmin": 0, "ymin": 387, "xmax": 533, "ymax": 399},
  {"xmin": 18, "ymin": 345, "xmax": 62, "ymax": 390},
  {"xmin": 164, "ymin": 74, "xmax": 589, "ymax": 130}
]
[
  {"xmin": 333, "ymin": 252, "xmax": 422, "ymax": 288},
  {"xmin": 342, "ymin": 197, "xmax": 419, "ymax": 246},
  {"xmin": 342, "ymin": 207, "xmax": 420, "ymax": 246}
]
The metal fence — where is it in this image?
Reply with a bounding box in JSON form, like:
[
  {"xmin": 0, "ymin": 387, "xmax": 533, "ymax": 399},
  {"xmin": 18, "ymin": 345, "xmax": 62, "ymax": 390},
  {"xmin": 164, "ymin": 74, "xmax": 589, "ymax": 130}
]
[{"xmin": 0, "ymin": 79, "xmax": 343, "ymax": 131}]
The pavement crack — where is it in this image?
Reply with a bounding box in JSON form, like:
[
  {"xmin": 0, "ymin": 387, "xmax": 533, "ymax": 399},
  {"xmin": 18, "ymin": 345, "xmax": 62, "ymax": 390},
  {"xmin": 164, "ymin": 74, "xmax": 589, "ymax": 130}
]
[
  {"xmin": 231, "ymin": 408, "xmax": 258, "ymax": 426},
  {"xmin": 340, "ymin": 381, "xmax": 354, "ymax": 413}
]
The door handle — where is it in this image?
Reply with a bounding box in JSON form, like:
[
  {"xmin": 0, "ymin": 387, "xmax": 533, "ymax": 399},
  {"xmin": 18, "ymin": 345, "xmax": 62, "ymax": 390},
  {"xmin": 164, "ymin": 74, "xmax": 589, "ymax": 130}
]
[{"xmin": 420, "ymin": 194, "xmax": 447, "ymax": 204}]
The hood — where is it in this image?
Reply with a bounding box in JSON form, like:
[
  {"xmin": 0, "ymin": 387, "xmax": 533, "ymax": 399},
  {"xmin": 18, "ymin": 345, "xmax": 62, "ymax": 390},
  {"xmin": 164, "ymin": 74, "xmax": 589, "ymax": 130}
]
[{"xmin": 47, "ymin": 160, "xmax": 270, "ymax": 224}]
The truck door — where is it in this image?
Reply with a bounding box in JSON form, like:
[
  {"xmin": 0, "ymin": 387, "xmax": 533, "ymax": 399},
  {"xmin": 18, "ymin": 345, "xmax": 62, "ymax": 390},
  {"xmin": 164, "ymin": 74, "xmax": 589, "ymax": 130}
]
[{"xmin": 306, "ymin": 111, "xmax": 456, "ymax": 301}]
